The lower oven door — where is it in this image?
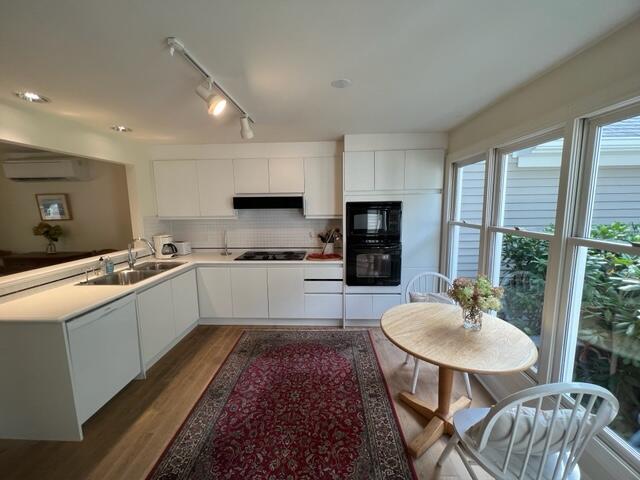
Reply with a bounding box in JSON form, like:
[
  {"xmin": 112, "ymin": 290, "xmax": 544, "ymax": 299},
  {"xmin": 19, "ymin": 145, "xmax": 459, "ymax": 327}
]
[{"xmin": 346, "ymin": 244, "xmax": 402, "ymax": 286}]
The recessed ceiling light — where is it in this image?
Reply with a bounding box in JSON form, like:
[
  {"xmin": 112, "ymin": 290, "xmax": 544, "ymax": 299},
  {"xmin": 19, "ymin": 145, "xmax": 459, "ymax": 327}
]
[
  {"xmin": 331, "ymin": 78, "xmax": 352, "ymax": 89},
  {"xmin": 111, "ymin": 125, "xmax": 132, "ymax": 133},
  {"xmin": 14, "ymin": 90, "xmax": 50, "ymax": 103}
]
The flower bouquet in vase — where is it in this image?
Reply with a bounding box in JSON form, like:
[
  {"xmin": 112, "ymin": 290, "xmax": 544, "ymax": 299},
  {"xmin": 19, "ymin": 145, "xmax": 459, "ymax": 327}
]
[{"xmin": 447, "ymin": 276, "xmax": 503, "ymax": 331}]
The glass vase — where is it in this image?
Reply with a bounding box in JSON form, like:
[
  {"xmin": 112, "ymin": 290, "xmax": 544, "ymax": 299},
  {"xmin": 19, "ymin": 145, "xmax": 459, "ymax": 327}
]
[
  {"xmin": 462, "ymin": 306, "xmax": 483, "ymax": 331},
  {"xmin": 46, "ymin": 240, "xmax": 56, "ymax": 254}
]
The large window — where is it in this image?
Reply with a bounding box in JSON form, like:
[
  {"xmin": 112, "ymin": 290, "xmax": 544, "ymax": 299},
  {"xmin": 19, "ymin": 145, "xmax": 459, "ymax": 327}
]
[{"xmin": 565, "ymin": 111, "xmax": 640, "ymax": 456}]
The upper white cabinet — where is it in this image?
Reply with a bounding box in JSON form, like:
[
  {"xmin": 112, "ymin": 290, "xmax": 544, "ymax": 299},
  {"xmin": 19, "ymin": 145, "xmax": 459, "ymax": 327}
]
[
  {"xmin": 197, "ymin": 159, "xmax": 235, "ymax": 217},
  {"xmin": 230, "ymin": 267, "xmax": 269, "ymax": 318},
  {"xmin": 344, "ymin": 151, "xmax": 374, "ymax": 191},
  {"xmin": 304, "ymin": 156, "xmax": 342, "ymax": 218},
  {"xmin": 233, "ymin": 158, "xmax": 270, "ymax": 193},
  {"xmin": 197, "ymin": 267, "xmax": 233, "ymax": 318},
  {"xmin": 154, "ymin": 160, "xmax": 200, "ymax": 217},
  {"xmin": 405, "ymin": 149, "xmax": 444, "ymax": 190},
  {"xmin": 268, "ymin": 268, "xmax": 304, "ymax": 318},
  {"xmin": 344, "ymin": 149, "xmax": 444, "ymax": 193},
  {"xmin": 375, "ymin": 151, "xmax": 405, "ymax": 190},
  {"xmin": 269, "ymin": 158, "xmax": 304, "ymax": 193}
]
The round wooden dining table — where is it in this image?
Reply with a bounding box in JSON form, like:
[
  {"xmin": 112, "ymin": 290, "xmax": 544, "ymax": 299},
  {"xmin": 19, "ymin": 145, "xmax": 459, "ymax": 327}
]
[{"xmin": 380, "ymin": 302, "xmax": 538, "ymax": 458}]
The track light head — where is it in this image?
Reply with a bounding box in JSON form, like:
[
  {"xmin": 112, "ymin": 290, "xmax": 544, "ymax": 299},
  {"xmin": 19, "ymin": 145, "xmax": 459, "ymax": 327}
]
[
  {"xmin": 195, "ymin": 84, "xmax": 227, "ymax": 116},
  {"xmin": 240, "ymin": 115, "xmax": 254, "ymax": 140}
]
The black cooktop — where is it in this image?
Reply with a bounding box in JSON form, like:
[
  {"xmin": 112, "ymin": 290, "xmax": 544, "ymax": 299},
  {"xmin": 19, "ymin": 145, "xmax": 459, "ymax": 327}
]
[{"xmin": 234, "ymin": 250, "xmax": 307, "ymax": 261}]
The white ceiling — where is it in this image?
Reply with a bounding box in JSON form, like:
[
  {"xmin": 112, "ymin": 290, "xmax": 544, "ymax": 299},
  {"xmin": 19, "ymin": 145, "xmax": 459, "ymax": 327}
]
[{"xmin": 1, "ymin": 1, "xmax": 639, "ymax": 144}]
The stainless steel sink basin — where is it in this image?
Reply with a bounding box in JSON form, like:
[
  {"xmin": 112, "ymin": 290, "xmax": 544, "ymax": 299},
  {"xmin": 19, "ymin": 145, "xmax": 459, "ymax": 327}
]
[
  {"xmin": 133, "ymin": 261, "xmax": 185, "ymax": 271},
  {"xmin": 79, "ymin": 269, "xmax": 159, "ymax": 286}
]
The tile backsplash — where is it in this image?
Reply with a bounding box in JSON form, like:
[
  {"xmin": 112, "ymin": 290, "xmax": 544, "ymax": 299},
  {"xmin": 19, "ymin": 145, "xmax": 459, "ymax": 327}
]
[{"xmin": 144, "ymin": 210, "xmax": 341, "ymax": 250}]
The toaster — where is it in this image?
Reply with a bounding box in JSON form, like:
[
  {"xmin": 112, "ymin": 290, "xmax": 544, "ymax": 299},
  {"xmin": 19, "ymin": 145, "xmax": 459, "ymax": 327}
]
[{"xmin": 174, "ymin": 241, "xmax": 192, "ymax": 256}]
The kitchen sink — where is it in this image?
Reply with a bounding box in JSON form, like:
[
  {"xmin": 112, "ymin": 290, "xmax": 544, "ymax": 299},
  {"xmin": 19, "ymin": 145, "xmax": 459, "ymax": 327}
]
[
  {"xmin": 133, "ymin": 261, "xmax": 185, "ymax": 271},
  {"xmin": 79, "ymin": 269, "xmax": 159, "ymax": 286}
]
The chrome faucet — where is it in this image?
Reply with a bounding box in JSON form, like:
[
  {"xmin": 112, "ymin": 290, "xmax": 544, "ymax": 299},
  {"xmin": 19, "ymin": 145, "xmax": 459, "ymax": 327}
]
[
  {"xmin": 128, "ymin": 237, "xmax": 156, "ymax": 269},
  {"xmin": 221, "ymin": 230, "xmax": 232, "ymax": 256}
]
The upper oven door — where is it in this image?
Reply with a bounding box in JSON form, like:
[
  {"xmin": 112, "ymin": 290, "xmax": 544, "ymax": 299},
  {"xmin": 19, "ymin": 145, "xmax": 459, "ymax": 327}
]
[
  {"xmin": 346, "ymin": 243, "xmax": 402, "ymax": 286},
  {"xmin": 346, "ymin": 201, "xmax": 402, "ymax": 239}
]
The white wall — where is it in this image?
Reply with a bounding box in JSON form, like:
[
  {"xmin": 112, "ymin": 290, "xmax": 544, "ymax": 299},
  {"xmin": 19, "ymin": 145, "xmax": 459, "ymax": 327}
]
[{"xmin": 448, "ymin": 17, "xmax": 640, "ymax": 161}]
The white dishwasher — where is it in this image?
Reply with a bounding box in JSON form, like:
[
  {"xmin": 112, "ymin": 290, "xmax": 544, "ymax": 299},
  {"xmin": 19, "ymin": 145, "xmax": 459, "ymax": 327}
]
[{"xmin": 67, "ymin": 294, "xmax": 141, "ymax": 424}]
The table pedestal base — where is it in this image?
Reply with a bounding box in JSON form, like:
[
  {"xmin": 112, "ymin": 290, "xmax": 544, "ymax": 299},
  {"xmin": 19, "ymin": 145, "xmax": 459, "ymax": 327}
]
[{"xmin": 398, "ymin": 366, "xmax": 471, "ymax": 458}]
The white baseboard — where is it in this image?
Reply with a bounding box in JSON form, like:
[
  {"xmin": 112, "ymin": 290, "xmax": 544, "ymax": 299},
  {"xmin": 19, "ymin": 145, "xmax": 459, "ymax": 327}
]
[{"xmin": 197, "ymin": 317, "xmax": 379, "ymax": 328}]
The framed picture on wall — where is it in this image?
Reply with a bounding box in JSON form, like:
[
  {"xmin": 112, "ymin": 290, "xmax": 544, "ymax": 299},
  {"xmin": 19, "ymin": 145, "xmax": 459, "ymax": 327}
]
[{"xmin": 35, "ymin": 193, "xmax": 72, "ymax": 221}]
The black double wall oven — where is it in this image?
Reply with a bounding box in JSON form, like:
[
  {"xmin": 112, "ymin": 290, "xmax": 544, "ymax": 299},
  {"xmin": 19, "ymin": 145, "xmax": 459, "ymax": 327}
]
[{"xmin": 345, "ymin": 201, "xmax": 402, "ymax": 286}]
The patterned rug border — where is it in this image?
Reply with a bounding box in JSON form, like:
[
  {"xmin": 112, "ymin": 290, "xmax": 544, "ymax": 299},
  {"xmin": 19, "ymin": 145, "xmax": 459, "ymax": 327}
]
[{"xmin": 146, "ymin": 328, "xmax": 418, "ymax": 480}]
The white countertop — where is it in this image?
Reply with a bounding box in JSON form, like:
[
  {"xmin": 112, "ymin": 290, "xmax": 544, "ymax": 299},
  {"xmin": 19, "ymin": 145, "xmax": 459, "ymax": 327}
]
[{"xmin": 0, "ymin": 251, "xmax": 343, "ymax": 323}]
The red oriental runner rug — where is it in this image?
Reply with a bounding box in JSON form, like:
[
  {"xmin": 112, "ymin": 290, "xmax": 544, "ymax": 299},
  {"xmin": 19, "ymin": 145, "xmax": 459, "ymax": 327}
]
[{"xmin": 148, "ymin": 330, "xmax": 416, "ymax": 480}]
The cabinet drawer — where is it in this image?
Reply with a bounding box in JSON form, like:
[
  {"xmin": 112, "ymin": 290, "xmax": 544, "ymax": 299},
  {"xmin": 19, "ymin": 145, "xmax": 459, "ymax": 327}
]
[
  {"xmin": 304, "ymin": 280, "xmax": 342, "ymax": 293},
  {"xmin": 372, "ymin": 294, "xmax": 402, "ymax": 319},
  {"xmin": 305, "ymin": 294, "xmax": 343, "ymax": 319},
  {"xmin": 345, "ymin": 295, "xmax": 373, "ymax": 319},
  {"xmin": 303, "ymin": 266, "xmax": 343, "ymax": 280}
]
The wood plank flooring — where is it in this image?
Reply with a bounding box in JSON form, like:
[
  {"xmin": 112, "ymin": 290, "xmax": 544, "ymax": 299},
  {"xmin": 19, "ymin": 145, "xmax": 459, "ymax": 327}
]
[{"xmin": 0, "ymin": 326, "xmax": 492, "ymax": 479}]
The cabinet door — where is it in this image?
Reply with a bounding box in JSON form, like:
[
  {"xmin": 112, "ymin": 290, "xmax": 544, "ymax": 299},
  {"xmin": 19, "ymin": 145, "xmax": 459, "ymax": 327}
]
[
  {"xmin": 137, "ymin": 281, "xmax": 175, "ymax": 364},
  {"xmin": 230, "ymin": 268, "xmax": 269, "ymax": 318},
  {"xmin": 268, "ymin": 268, "xmax": 304, "ymax": 318},
  {"xmin": 67, "ymin": 296, "xmax": 140, "ymax": 423},
  {"xmin": 404, "ymin": 149, "xmax": 444, "ymax": 190},
  {"xmin": 171, "ymin": 270, "xmax": 199, "ymax": 335},
  {"xmin": 269, "ymin": 158, "xmax": 304, "ymax": 193},
  {"xmin": 402, "ymin": 193, "xmax": 442, "ymax": 268},
  {"xmin": 304, "ymin": 156, "xmax": 342, "ymax": 217},
  {"xmin": 372, "ymin": 294, "xmax": 402, "ymax": 319},
  {"xmin": 233, "ymin": 158, "xmax": 269, "ymax": 193},
  {"xmin": 197, "ymin": 268, "xmax": 233, "ymax": 318},
  {"xmin": 154, "ymin": 160, "xmax": 200, "ymax": 217},
  {"xmin": 344, "ymin": 151, "xmax": 374, "ymax": 192},
  {"xmin": 305, "ymin": 294, "xmax": 343, "ymax": 319},
  {"xmin": 197, "ymin": 159, "xmax": 236, "ymax": 217},
  {"xmin": 374, "ymin": 151, "xmax": 405, "ymax": 190},
  {"xmin": 345, "ymin": 295, "xmax": 373, "ymax": 319}
]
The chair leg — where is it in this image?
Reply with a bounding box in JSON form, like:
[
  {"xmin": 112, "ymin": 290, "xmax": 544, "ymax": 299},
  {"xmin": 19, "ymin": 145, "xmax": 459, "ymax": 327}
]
[
  {"xmin": 463, "ymin": 372, "xmax": 473, "ymax": 399},
  {"xmin": 403, "ymin": 352, "xmax": 411, "ymax": 365},
  {"xmin": 411, "ymin": 357, "xmax": 420, "ymax": 394},
  {"xmin": 437, "ymin": 432, "xmax": 460, "ymax": 467},
  {"xmin": 455, "ymin": 444, "xmax": 480, "ymax": 480}
]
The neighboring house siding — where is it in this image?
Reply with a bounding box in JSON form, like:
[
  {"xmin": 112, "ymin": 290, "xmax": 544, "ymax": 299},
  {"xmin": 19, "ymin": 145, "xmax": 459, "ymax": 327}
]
[{"xmin": 454, "ymin": 155, "xmax": 640, "ymax": 278}]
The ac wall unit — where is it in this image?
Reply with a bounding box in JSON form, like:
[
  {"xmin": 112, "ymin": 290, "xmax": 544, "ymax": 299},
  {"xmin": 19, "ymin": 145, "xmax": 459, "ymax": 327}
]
[{"xmin": 2, "ymin": 158, "xmax": 90, "ymax": 181}]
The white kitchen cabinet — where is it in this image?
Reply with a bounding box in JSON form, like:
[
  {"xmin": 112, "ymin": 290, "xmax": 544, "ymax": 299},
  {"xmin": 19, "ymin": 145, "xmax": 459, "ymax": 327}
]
[
  {"xmin": 233, "ymin": 158, "xmax": 269, "ymax": 193},
  {"xmin": 197, "ymin": 159, "xmax": 236, "ymax": 217},
  {"xmin": 154, "ymin": 160, "xmax": 200, "ymax": 217},
  {"xmin": 305, "ymin": 294, "xmax": 343, "ymax": 319},
  {"xmin": 171, "ymin": 270, "xmax": 199, "ymax": 335},
  {"xmin": 268, "ymin": 268, "xmax": 305, "ymax": 318},
  {"xmin": 372, "ymin": 294, "xmax": 402, "ymax": 319},
  {"xmin": 344, "ymin": 151, "xmax": 375, "ymax": 192},
  {"xmin": 67, "ymin": 295, "xmax": 140, "ymax": 424},
  {"xmin": 230, "ymin": 267, "xmax": 269, "ymax": 318},
  {"xmin": 404, "ymin": 149, "xmax": 444, "ymax": 190},
  {"xmin": 269, "ymin": 158, "xmax": 304, "ymax": 193},
  {"xmin": 402, "ymin": 193, "xmax": 442, "ymax": 268},
  {"xmin": 304, "ymin": 156, "xmax": 342, "ymax": 217},
  {"xmin": 137, "ymin": 281, "xmax": 175, "ymax": 364},
  {"xmin": 374, "ymin": 150, "xmax": 405, "ymax": 190},
  {"xmin": 345, "ymin": 295, "xmax": 373, "ymax": 319},
  {"xmin": 197, "ymin": 267, "xmax": 233, "ymax": 318}
]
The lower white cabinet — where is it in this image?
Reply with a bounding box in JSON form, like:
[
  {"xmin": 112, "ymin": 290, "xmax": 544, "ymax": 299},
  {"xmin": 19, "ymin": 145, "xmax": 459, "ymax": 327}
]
[
  {"xmin": 268, "ymin": 268, "xmax": 304, "ymax": 318},
  {"xmin": 138, "ymin": 281, "xmax": 175, "ymax": 364},
  {"xmin": 198, "ymin": 267, "xmax": 233, "ymax": 318},
  {"xmin": 305, "ymin": 294, "xmax": 343, "ymax": 319},
  {"xmin": 67, "ymin": 295, "xmax": 140, "ymax": 424},
  {"xmin": 346, "ymin": 294, "xmax": 401, "ymax": 320},
  {"xmin": 230, "ymin": 267, "xmax": 269, "ymax": 318},
  {"xmin": 171, "ymin": 270, "xmax": 199, "ymax": 334}
]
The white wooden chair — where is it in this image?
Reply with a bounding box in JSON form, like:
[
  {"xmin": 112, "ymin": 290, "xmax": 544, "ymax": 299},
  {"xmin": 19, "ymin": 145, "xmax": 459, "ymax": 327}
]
[
  {"xmin": 403, "ymin": 272, "xmax": 473, "ymax": 399},
  {"xmin": 437, "ymin": 382, "xmax": 619, "ymax": 480}
]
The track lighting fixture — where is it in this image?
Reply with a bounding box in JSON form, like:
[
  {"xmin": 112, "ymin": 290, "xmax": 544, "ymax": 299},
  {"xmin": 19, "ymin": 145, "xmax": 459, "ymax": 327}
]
[
  {"xmin": 195, "ymin": 84, "xmax": 227, "ymax": 116},
  {"xmin": 240, "ymin": 115, "xmax": 254, "ymax": 140},
  {"xmin": 167, "ymin": 36, "xmax": 255, "ymax": 139}
]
